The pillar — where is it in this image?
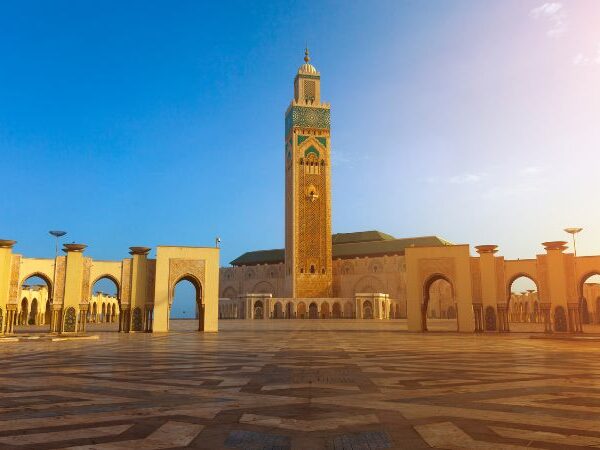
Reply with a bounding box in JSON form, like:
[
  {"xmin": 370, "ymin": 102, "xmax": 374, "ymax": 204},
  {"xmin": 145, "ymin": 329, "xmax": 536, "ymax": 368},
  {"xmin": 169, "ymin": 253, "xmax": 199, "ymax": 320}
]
[
  {"xmin": 542, "ymin": 241, "xmax": 571, "ymax": 332},
  {"xmin": 540, "ymin": 303, "xmax": 552, "ymax": 333},
  {"xmin": 473, "ymin": 303, "xmax": 483, "ymax": 332},
  {"xmin": 497, "ymin": 304, "xmax": 510, "ymax": 332},
  {"xmin": 0, "ymin": 240, "xmax": 16, "ymax": 334},
  {"xmin": 355, "ymin": 297, "xmax": 363, "ymax": 319},
  {"xmin": 475, "ymin": 245, "xmax": 501, "ymax": 332},
  {"xmin": 78, "ymin": 304, "xmax": 88, "ymax": 333},
  {"xmin": 144, "ymin": 303, "xmax": 154, "ymax": 332},
  {"xmin": 129, "ymin": 247, "xmax": 151, "ymax": 332},
  {"xmin": 120, "ymin": 306, "xmax": 131, "ymax": 332},
  {"xmin": 4, "ymin": 304, "xmax": 17, "ymax": 334},
  {"xmin": 61, "ymin": 243, "xmax": 87, "ymax": 334},
  {"xmin": 50, "ymin": 304, "xmax": 62, "ymax": 333}
]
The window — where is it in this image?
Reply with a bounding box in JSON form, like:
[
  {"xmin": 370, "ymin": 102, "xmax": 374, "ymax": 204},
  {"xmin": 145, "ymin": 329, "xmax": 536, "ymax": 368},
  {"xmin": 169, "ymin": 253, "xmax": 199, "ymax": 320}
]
[
  {"xmin": 305, "ymin": 154, "xmax": 320, "ymax": 175},
  {"xmin": 310, "ymin": 265, "xmax": 315, "ymax": 274},
  {"xmin": 304, "ymin": 80, "xmax": 315, "ymax": 102}
]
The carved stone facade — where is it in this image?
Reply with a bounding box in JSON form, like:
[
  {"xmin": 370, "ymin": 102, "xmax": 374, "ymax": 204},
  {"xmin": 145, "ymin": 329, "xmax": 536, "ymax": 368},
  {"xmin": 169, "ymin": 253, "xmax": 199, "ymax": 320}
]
[{"xmin": 285, "ymin": 50, "xmax": 332, "ymax": 298}]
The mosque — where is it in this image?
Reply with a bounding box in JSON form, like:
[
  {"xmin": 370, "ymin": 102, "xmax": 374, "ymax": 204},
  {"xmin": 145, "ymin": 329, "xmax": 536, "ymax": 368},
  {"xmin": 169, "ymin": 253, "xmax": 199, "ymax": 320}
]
[
  {"xmin": 218, "ymin": 51, "xmax": 600, "ymax": 335},
  {"xmin": 218, "ymin": 51, "xmax": 469, "ymax": 321},
  {"xmin": 2, "ymin": 51, "xmax": 600, "ymax": 335}
]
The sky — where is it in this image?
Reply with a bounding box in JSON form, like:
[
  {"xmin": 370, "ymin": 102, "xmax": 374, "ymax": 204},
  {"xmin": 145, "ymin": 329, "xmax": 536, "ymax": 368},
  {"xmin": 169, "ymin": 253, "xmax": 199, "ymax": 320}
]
[{"xmin": 2, "ymin": 1, "xmax": 600, "ymax": 313}]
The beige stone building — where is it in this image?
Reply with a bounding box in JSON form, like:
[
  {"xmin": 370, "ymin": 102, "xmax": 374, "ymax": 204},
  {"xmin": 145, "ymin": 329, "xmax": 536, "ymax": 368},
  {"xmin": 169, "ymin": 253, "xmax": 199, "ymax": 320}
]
[{"xmin": 219, "ymin": 232, "xmax": 453, "ymax": 320}]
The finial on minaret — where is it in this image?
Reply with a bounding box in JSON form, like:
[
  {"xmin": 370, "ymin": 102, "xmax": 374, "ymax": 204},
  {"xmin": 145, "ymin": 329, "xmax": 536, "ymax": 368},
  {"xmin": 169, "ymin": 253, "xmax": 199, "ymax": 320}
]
[{"xmin": 304, "ymin": 46, "xmax": 310, "ymax": 63}]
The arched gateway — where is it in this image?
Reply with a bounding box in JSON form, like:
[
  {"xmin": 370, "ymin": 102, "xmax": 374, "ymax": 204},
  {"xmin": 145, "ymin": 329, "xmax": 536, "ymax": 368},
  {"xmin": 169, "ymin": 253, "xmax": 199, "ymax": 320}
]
[
  {"xmin": 0, "ymin": 240, "xmax": 219, "ymax": 335},
  {"xmin": 404, "ymin": 241, "xmax": 600, "ymax": 333}
]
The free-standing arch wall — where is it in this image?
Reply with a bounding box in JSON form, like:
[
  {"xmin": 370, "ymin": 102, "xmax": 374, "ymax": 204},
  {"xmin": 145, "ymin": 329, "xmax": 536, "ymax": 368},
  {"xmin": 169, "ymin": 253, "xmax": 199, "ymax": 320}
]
[
  {"xmin": 0, "ymin": 241, "xmax": 220, "ymax": 335},
  {"xmin": 406, "ymin": 245, "xmax": 473, "ymax": 332},
  {"xmin": 153, "ymin": 246, "xmax": 219, "ymax": 333}
]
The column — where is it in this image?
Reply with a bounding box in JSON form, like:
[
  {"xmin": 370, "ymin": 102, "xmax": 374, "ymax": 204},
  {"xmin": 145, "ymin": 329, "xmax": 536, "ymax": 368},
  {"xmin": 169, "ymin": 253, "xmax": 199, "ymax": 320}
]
[
  {"xmin": 61, "ymin": 243, "xmax": 87, "ymax": 334},
  {"xmin": 51, "ymin": 304, "xmax": 62, "ymax": 333},
  {"xmin": 540, "ymin": 303, "xmax": 552, "ymax": 333},
  {"xmin": 568, "ymin": 304, "xmax": 582, "ymax": 333},
  {"xmin": 473, "ymin": 303, "xmax": 483, "ymax": 332},
  {"xmin": 355, "ymin": 297, "xmax": 362, "ymax": 319},
  {"xmin": 5, "ymin": 305, "xmax": 17, "ymax": 334},
  {"xmin": 475, "ymin": 245, "xmax": 500, "ymax": 332},
  {"xmin": 497, "ymin": 304, "xmax": 510, "ymax": 332},
  {"xmin": 0, "ymin": 240, "xmax": 16, "ymax": 334},
  {"xmin": 78, "ymin": 304, "xmax": 88, "ymax": 332},
  {"xmin": 129, "ymin": 246, "xmax": 151, "ymax": 331},
  {"xmin": 264, "ymin": 295, "xmax": 270, "ymax": 320}
]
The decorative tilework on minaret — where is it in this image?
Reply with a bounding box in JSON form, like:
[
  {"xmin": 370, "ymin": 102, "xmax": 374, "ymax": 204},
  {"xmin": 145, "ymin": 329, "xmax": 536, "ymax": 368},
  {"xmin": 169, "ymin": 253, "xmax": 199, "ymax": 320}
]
[{"xmin": 284, "ymin": 49, "xmax": 333, "ymax": 298}]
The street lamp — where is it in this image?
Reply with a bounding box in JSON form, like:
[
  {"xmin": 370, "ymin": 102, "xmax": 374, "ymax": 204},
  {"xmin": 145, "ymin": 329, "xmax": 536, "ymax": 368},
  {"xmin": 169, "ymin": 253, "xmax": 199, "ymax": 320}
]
[
  {"xmin": 564, "ymin": 227, "xmax": 583, "ymax": 257},
  {"xmin": 215, "ymin": 237, "xmax": 221, "ymax": 248},
  {"xmin": 49, "ymin": 230, "xmax": 67, "ymax": 258}
]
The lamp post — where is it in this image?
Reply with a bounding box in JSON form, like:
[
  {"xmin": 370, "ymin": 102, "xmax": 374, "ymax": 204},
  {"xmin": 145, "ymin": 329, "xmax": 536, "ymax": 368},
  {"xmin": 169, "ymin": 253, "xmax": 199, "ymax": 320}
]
[
  {"xmin": 49, "ymin": 230, "xmax": 67, "ymax": 259},
  {"xmin": 215, "ymin": 237, "xmax": 221, "ymax": 248},
  {"xmin": 564, "ymin": 227, "xmax": 583, "ymax": 257}
]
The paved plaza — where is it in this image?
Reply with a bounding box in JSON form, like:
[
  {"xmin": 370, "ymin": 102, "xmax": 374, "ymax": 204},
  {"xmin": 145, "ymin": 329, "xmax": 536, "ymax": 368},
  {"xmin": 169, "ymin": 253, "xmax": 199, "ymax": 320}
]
[{"xmin": 2, "ymin": 321, "xmax": 600, "ymax": 449}]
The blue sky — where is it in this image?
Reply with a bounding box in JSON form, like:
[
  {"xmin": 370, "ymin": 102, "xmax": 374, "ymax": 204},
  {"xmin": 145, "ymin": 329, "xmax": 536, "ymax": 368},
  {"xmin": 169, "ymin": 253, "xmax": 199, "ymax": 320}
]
[{"xmin": 3, "ymin": 1, "xmax": 600, "ymax": 314}]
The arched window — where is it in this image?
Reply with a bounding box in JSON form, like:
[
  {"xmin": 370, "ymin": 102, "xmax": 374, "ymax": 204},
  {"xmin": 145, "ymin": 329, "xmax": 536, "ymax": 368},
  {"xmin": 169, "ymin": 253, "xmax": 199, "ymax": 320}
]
[
  {"xmin": 310, "ymin": 265, "xmax": 316, "ymax": 274},
  {"xmin": 305, "ymin": 153, "xmax": 320, "ymax": 175}
]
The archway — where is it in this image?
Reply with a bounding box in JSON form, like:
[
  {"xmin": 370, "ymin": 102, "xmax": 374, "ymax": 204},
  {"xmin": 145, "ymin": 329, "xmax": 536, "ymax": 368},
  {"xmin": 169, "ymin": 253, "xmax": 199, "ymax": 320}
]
[
  {"xmin": 579, "ymin": 273, "xmax": 600, "ymax": 326},
  {"xmin": 507, "ymin": 275, "xmax": 540, "ymax": 332},
  {"xmin": 321, "ymin": 302, "xmax": 330, "ymax": 319},
  {"xmin": 554, "ymin": 306, "xmax": 568, "ymax": 332},
  {"xmin": 297, "ymin": 302, "xmax": 307, "ymax": 319},
  {"xmin": 362, "ymin": 301, "xmax": 373, "ymax": 319},
  {"xmin": 484, "ymin": 306, "xmax": 497, "ymax": 331},
  {"xmin": 20, "ymin": 298, "xmax": 28, "ymax": 326},
  {"xmin": 253, "ymin": 301, "xmax": 264, "ymax": 319},
  {"xmin": 422, "ymin": 275, "xmax": 456, "ymax": 331},
  {"xmin": 171, "ymin": 276, "xmax": 203, "ymax": 331},
  {"xmin": 221, "ymin": 286, "xmax": 237, "ymax": 300},
  {"xmin": 332, "ymin": 302, "xmax": 341, "ymax": 319},
  {"xmin": 286, "ymin": 302, "xmax": 294, "ymax": 319},
  {"xmin": 29, "ymin": 298, "xmax": 38, "ymax": 325},
  {"xmin": 90, "ymin": 276, "xmax": 120, "ymax": 332},
  {"xmin": 274, "ymin": 301, "xmax": 283, "ymax": 319},
  {"xmin": 309, "ymin": 302, "xmax": 318, "ymax": 319},
  {"xmin": 16, "ymin": 274, "xmax": 53, "ymax": 333}
]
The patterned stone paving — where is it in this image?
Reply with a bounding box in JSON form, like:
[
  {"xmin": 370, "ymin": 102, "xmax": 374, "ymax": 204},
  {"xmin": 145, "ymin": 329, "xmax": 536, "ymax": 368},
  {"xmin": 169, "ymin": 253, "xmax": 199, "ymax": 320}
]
[{"xmin": 2, "ymin": 319, "xmax": 600, "ymax": 449}]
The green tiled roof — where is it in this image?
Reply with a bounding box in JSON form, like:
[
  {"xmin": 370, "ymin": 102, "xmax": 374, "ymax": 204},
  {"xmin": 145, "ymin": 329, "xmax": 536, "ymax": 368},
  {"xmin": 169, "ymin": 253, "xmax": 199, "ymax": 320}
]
[
  {"xmin": 229, "ymin": 231, "xmax": 453, "ymax": 266},
  {"xmin": 332, "ymin": 230, "xmax": 396, "ymax": 245},
  {"xmin": 229, "ymin": 249, "xmax": 285, "ymax": 266},
  {"xmin": 332, "ymin": 236, "xmax": 452, "ymax": 259}
]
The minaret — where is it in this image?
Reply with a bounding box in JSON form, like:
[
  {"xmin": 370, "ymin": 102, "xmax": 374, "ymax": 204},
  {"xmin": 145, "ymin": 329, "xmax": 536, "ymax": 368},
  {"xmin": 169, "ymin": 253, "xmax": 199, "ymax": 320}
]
[{"xmin": 284, "ymin": 49, "xmax": 332, "ymax": 298}]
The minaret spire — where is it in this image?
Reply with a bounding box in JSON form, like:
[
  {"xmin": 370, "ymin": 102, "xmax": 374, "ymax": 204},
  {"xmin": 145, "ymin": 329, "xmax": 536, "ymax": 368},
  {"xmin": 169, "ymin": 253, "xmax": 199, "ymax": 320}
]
[{"xmin": 304, "ymin": 46, "xmax": 310, "ymax": 63}]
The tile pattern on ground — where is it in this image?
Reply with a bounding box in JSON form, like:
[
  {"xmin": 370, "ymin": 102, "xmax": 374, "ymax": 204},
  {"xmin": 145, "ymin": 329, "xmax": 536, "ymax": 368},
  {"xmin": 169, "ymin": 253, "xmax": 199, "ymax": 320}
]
[{"xmin": 2, "ymin": 320, "xmax": 600, "ymax": 448}]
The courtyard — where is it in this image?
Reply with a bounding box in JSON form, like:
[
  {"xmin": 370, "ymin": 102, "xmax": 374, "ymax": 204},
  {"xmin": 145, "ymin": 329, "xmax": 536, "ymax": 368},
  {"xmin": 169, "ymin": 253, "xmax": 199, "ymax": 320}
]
[{"xmin": 0, "ymin": 321, "xmax": 600, "ymax": 449}]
